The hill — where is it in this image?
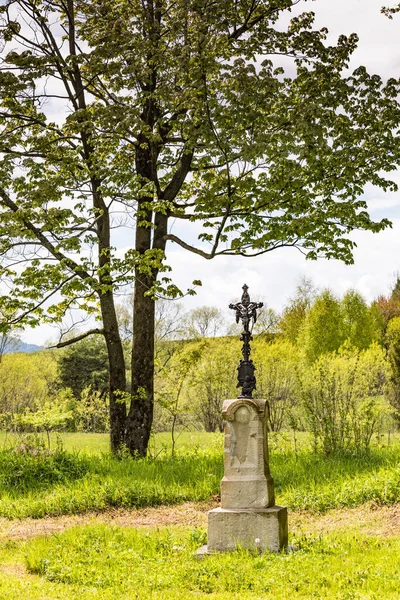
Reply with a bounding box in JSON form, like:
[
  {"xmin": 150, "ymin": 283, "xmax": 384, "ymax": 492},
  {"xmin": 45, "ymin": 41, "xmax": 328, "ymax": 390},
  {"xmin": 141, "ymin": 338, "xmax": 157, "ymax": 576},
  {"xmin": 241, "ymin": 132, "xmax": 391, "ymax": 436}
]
[{"xmin": 1, "ymin": 336, "xmax": 42, "ymax": 354}]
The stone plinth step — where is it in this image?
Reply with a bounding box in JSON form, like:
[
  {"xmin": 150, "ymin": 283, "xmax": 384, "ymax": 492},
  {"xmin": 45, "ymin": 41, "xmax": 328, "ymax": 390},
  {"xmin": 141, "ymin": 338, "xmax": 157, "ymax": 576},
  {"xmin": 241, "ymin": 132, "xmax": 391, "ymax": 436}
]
[{"xmin": 205, "ymin": 506, "xmax": 288, "ymax": 554}]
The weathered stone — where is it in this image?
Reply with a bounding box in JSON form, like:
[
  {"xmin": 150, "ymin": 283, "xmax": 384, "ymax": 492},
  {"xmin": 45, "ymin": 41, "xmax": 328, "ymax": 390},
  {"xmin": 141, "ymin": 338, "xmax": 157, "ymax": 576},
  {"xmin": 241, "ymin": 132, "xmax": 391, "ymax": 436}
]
[
  {"xmin": 221, "ymin": 398, "xmax": 274, "ymax": 509},
  {"xmin": 202, "ymin": 397, "xmax": 288, "ymax": 554},
  {"xmin": 207, "ymin": 506, "xmax": 288, "ymax": 553}
]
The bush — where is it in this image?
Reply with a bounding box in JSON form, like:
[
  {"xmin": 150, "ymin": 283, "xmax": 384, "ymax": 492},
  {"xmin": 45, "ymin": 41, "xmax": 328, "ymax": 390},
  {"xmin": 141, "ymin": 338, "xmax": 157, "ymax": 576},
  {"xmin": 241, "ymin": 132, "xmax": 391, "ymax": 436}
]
[
  {"xmin": 299, "ymin": 344, "xmax": 392, "ymax": 454},
  {"xmin": 253, "ymin": 339, "xmax": 300, "ymax": 431}
]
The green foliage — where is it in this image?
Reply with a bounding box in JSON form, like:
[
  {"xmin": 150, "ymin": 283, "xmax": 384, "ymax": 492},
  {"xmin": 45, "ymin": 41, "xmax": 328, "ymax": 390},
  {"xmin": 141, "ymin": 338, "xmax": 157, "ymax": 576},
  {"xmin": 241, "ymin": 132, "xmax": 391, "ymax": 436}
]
[
  {"xmin": 155, "ymin": 340, "xmax": 206, "ymax": 454},
  {"xmin": 284, "ymin": 284, "xmax": 381, "ymax": 360},
  {"xmin": 299, "ymin": 344, "xmax": 392, "ymax": 454},
  {"xmin": 189, "ymin": 339, "xmax": 238, "ymax": 432},
  {"xmin": 279, "ymin": 277, "xmax": 317, "ymax": 342},
  {"xmin": 341, "ymin": 289, "xmax": 378, "ymax": 349},
  {"xmin": 13, "ymin": 398, "xmax": 74, "ymax": 447},
  {"xmin": 300, "ymin": 289, "xmax": 345, "ymax": 362},
  {"xmin": 57, "ymin": 337, "xmax": 109, "ymax": 399},
  {"xmin": 73, "ymin": 386, "xmax": 110, "ymax": 433},
  {"xmin": 0, "ymin": 351, "xmax": 57, "ymax": 416},
  {"xmin": 253, "ymin": 339, "xmax": 300, "ymax": 431}
]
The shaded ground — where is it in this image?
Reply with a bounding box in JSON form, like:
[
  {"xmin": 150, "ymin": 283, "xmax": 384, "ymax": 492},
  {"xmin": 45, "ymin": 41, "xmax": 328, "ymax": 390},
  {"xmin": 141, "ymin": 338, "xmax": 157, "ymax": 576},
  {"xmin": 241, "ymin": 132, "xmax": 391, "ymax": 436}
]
[{"xmin": 1, "ymin": 500, "xmax": 400, "ymax": 541}]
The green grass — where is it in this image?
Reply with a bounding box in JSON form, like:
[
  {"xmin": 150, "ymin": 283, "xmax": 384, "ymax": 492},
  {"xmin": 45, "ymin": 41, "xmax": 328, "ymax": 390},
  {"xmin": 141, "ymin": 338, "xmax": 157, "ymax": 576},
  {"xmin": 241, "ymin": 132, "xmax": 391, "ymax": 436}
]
[
  {"xmin": 275, "ymin": 446, "xmax": 400, "ymax": 512},
  {"xmin": 1, "ymin": 432, "xmax": 400, "ymax": 598},
  {"xmin": 0, "ymin": 430, "xmax": 221, "ymax": 455},
  {"xmin": 0, "ymin": 524, "xmax": 397, "ymax": 599},
  {"xmin": 0, "ymin": 451, "xmax": 222, "ymax": 519},
  {"xmin": 1, "ymin": 431, "xmax": 400, "ymax": 518}
]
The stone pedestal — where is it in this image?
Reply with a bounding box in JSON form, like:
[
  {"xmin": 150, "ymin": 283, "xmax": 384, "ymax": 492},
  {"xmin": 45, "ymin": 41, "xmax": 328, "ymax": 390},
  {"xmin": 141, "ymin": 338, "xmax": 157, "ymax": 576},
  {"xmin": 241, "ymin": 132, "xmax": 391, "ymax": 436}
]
[
  {"xmin": 208, "ymin": 507, "xmax": 288, "ymax": 553},
  {"xmin": 203, "ymin": 398, "xmax": 288, "ymax": 554}
]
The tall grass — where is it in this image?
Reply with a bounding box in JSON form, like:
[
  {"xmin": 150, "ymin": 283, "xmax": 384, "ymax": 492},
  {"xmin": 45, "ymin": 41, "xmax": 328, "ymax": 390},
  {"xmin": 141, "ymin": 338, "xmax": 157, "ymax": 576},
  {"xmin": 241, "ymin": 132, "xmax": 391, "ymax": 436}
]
[
  {"xmin": 1, "ymin": 431, "xmax": 400, "ymax": 518},
  {"xmin": 0, "ymin": 439, "xmax": 223, "ymax": 518},
  {"xmin": 273, "ymin": 446, "xmax": 400, "ymax": 512}
]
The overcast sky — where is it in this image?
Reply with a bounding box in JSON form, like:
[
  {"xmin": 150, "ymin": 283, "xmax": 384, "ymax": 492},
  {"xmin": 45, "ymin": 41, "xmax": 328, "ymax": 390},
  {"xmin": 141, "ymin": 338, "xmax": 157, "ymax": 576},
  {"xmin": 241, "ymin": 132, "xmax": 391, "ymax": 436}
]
[{"xmin": 18, "ymin": 0, "xmax": 400, "ymax": 344}]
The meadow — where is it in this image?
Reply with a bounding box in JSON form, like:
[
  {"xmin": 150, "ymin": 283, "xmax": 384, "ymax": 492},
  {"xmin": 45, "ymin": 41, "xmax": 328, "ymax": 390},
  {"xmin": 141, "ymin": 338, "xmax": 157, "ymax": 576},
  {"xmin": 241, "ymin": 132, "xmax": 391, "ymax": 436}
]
[{"xmin": 1, "ymin": 431, "xmax": 400, "ymax": 599}]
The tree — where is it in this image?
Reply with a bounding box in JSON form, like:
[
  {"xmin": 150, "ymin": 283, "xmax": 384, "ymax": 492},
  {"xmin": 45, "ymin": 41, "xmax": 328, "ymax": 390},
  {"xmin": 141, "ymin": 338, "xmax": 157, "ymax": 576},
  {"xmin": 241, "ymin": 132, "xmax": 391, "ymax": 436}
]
[
  {"xmin": 391, "ymin": 275, "xmax": 400, "ymax": 303},
  {"xmin": 299, "ymin": 344, "xmax": 390, "ymax": 454},
  {"xmin": 182, "ymin": 306, "xmax": 225, "ymax": 338},
  {"xmin": 155, "ymin": 340, "xmax": 205, "ymax": 455},
  {"xmin": 0, "ymin": 351, "xmax": 57, "ymax": 417},
  {"xmin": 73, "ymin": 385, "xmax": 110, "ymax": 433},
  {"xmin": 1, "ymin": 1, "xmax": 400, "ymax": 455},
  {"xmin": 253, "ymin": 308, "xmax": 280, "ymax": 336},
  {"xmin": 341, "ymin": 289, "xmax": 377, "ymax": 350},
  {"xmin": 386, "ymin": 316, "xmax": 400, "ymax": 416},
  {"xmin": 14, "ymin": 399, "xmax": 73, "ymax": 448},
  {"xmin": 371, "ymin": 293, "xmax": 400, "ymax": 339},
  {"xmin": 301, "ymin": 289, "xmax": 345, "ymax": 362},
  {"xmin": 252, "ymin": 339, "xmax": 299, "ymax": 431},
  {"xmin": 189, "ymin": 338, "xmax": 238, "ymax": 432},
  {"xmin": 57, "ymin": 336, "xmax": 110, "ymax": 399},
  {"xmin": 0, "ymin": 307, "xmax": 22, "ymax": 362},
  {"xmin": 279, "ymin": 277, "xmax": 317, "ymax": 342}
]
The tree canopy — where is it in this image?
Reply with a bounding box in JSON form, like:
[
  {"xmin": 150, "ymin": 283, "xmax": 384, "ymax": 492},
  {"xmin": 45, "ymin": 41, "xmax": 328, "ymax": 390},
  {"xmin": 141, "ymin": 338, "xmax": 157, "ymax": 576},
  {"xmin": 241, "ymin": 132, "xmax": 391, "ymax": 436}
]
[{"xmin": 1, "ymin": 0, "xmax": 400, "ymax": 455}]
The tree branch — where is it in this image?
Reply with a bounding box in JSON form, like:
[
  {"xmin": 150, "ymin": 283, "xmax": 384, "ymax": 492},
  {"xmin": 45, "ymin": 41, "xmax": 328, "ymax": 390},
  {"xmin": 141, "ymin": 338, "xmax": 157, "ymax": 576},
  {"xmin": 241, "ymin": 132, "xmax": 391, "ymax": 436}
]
[
  {"xmin": 163, "ymin": 148, "xmax": 194, "ymax": 202},
  {"xmin": 47, "ymin": 327, "xmax": 105, "ymax": 349},
  {"xmin": 0, "ymin": 188, "xmax": 94, "ymax": 284}
]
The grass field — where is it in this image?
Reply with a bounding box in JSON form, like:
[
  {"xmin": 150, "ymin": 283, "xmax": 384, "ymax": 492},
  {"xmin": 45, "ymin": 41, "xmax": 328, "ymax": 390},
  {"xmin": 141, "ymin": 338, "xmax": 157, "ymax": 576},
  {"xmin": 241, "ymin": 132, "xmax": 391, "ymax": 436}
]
[
  {"xmin": 1, "ymin": 430, "xmax": 400, "ymax": 598},
  {"xmin": 0, "ymin": 430, "xmax": 217, "ymax": 455},
  {"xmin": 0, "ymin": 520, "xmax": 399, "ymax": 599},
  {"xmin": 1, "ymin": 430, "xmax": 400, "ymax": 518}
]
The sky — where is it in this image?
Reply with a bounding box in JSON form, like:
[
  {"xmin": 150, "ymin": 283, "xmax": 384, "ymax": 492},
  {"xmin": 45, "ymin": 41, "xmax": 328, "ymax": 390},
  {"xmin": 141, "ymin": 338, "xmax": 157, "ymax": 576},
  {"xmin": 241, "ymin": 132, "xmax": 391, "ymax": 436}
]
[{"xmin": 16, "ymin": 0, "xmax": 400, "ymax": 345}]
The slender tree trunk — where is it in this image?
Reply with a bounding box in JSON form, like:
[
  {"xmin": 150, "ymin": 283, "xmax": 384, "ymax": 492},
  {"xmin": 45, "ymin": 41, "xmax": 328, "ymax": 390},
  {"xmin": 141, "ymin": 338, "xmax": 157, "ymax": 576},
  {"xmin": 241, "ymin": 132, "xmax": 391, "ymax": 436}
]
[
  {"xmin": 93, "ymin": 183, "xmax": 127, "ymax": 454},
  {"xmin": 125, "ymin": 198, "xmax": 169, "ymax": 455},
  {"xmin": 100, "ymin": 290, "xmax": 127, "ymax": 452}
]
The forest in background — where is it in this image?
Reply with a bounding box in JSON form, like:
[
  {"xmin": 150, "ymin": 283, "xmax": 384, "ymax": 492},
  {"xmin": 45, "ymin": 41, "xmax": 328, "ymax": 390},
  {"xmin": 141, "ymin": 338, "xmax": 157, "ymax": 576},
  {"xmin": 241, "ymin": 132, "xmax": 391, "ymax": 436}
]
[{"xmin": 2, "ymin": 276, "xmax": 400, "ymax": 455}]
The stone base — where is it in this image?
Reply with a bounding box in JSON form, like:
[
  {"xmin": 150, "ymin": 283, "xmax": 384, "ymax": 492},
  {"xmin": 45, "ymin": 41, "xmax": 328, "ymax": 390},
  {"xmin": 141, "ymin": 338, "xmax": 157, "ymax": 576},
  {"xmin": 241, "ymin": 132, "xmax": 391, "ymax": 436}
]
[{"xmin": 206, "ymin": 506, "xmax": 288, "ymax": 553}]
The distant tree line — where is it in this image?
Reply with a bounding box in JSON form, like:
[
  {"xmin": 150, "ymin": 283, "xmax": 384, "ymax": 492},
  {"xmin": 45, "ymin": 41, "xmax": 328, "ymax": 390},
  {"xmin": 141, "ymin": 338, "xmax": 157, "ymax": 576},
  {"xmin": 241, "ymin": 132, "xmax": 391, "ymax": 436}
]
[{"xmin": 1, "ymin": 277, "xmax": 400, "ymax": 454}]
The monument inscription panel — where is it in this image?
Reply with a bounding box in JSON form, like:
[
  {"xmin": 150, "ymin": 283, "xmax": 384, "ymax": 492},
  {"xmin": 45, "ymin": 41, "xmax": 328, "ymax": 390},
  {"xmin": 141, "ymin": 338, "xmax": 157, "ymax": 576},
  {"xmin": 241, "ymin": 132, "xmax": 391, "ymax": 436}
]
[{"xmin": 221, "ymin": 398, "xmax": 275, "ymax": 509}]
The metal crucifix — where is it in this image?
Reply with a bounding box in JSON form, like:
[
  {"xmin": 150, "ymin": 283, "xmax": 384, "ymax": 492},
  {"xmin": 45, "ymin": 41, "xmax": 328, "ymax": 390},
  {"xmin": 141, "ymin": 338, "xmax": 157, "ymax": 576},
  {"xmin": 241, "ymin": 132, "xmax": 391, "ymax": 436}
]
[{"xmin": 229, "ymin": 284, "xmax": 263, "ymax": 399}]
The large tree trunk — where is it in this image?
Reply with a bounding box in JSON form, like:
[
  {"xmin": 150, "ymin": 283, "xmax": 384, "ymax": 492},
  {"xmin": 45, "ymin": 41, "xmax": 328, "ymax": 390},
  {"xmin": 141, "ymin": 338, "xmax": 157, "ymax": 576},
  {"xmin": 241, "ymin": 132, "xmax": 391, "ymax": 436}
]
[{"xmin": 125, "ymin": 272, "xmax": 156, "ymax": 456}]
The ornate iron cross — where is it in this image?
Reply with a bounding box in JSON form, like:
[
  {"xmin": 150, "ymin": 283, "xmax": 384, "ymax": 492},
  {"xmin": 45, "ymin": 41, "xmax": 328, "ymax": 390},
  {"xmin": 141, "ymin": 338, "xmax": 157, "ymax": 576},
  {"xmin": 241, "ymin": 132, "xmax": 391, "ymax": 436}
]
[{"xmin": 229, "ymin": 284, "xmax": 263, "ymax": 399}]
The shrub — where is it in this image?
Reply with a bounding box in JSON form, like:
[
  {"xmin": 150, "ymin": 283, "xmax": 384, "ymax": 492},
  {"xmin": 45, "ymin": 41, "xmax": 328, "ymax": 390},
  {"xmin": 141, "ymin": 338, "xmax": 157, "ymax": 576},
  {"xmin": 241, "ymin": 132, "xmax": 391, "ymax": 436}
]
[{"xmin": 299, "ymin": 344, "xmax": 392, "ymax": 454}]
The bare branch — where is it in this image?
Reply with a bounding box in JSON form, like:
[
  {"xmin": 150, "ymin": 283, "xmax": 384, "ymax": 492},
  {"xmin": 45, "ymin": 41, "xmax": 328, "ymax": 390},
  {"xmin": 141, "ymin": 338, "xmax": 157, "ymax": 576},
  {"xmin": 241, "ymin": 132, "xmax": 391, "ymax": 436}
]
[{"xmin": 47, "ymin": 327, "xmax": 105, "ymax": 349}]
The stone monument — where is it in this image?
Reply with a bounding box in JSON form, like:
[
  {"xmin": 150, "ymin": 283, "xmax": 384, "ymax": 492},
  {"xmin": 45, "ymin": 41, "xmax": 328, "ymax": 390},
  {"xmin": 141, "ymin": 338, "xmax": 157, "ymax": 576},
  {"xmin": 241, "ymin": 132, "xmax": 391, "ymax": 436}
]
[{"xmin": 200, "ymin": 285, "xmax": 288, "ymax": 554}]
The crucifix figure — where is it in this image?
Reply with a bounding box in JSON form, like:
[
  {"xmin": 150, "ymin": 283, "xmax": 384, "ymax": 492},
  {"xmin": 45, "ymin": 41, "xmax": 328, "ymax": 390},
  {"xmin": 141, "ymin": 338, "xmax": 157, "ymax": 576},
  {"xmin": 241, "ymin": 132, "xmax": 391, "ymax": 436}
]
[{"xmin": 229, "ymin": 284, "xmax": 263, "ymax": 399}]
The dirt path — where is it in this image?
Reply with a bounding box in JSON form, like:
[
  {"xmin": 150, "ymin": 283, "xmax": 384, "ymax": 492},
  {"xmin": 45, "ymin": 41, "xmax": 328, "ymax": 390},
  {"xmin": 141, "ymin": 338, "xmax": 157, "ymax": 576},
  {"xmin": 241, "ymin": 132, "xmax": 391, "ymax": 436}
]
[
  {"xmin": 0, "ymin": 500, "xmax": 218, "ymax": 540},
  {"xmin": 293, "ymin": 502, "xmax": 400, "ymax": 537},
  {"xmin": 1, "ymin": 501, "xmax": 400, "ymax": 541}
]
